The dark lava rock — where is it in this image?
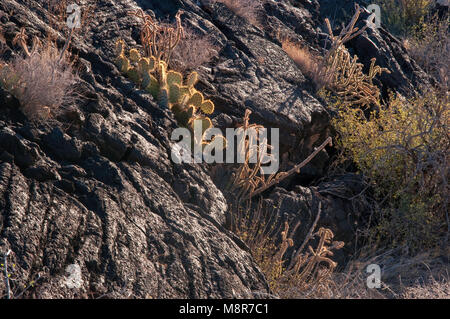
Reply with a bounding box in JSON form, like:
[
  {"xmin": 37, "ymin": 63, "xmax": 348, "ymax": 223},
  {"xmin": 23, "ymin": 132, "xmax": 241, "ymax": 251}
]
[{"xmin": 0, "ymin": 0, "xmax": 438, "ymax": 298}]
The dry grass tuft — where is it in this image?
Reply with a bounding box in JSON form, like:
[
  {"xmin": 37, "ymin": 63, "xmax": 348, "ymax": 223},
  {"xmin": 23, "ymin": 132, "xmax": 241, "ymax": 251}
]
[
  {"xmin": 212, "ymin": 0, "xmax": 262, "ymax": 26},
  {"xmin": 170, "ymin": 27, "xmax": 219, "ymax": 72},
  {"xmin": 292, "ymin": 247, "xmax": 450, "ymax": 299},
  {"xmin": 281, "ymin": 39, "xmax": 328, "ymax": 89},
  {"xmin": 400, "ymin": 277, "xmax": 450, "ymax": 298},
  {"xmin": 0, "ymin": 45, "xmax": 77, "ymax": 120}
]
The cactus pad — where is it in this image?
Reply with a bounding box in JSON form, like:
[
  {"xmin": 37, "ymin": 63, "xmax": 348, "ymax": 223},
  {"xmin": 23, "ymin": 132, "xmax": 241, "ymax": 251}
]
[
  {"xmin": 145, "ymin": 74, "xmax": 160, "ymax": 99},
  {"xmin": 200, "ymin": 100, "xmax": 214, "ymax": 114},
  {"xmin": 186, "ymin": 71, "xmax": 198, "ymax": 87},
  {"xmin": 169, "ymin": 83, "xmax": 182, "ymax": 104},
  {"xmin": 167, "ymin": 71, "xmax": 183, "ymax": 86},
  {"xmin": 187, "ymin": 92, "xmax": 204, "ymax": 108},
  {"xmin": 115, "ymin": 39, "xmax": 125, "ymax": 56},
  {"xmin": 158, "ymin": 87, "xmax": 169, "ymax": 108},
  {"xmin": 129, "ymin": 49, "xmax": 141, "ymax": 63},
  {"xmin": 126, "ymin": 67, "xmax": 141, "ymax": 85},
  {"xmin": 115, "ymin": 55, "xmax": 130, "ymax": 73}
]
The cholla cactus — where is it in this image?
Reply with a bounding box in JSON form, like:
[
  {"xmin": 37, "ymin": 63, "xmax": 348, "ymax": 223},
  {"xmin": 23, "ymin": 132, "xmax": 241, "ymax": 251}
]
[
  {"xmin": 292, "ymin": 227, "xmax": 344, "ymax": 283},
  {"xmin": 324, "ymin": 46, "xmax": 389, "ymax": 107},
  {"xmin": 319, "ymin": 3, "xmax": 390, "ymax": 108},
  {"xmin": 128, "ymin": 9, "xmax": 185, "ymax": 66}
]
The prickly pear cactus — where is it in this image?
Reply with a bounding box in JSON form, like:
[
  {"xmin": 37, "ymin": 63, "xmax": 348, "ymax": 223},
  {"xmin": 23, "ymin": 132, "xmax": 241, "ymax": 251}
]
[
  {"xmin": 126, "ymin": 67, "xmax": 140, "ymax": 85},
  {"xmin": 129, "ymin": 48, "xmax": 141, "ymax": 63},
  {"xmin": 186, "ymin": 71, "xmax": 198, "ymax": 88},
  {"xmin": 200, "ymin": 100, "xmax": 214, "ymax": 114},
  {"xmin": 113, "ymin": 39, "xmax": 224, "ymax": 148}
]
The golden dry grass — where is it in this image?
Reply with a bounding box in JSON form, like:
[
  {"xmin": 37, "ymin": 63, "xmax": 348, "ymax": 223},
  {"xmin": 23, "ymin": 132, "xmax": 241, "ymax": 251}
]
[{"xmin": 281, "ymin": 39, "xmax": 327, "ymax": 88}]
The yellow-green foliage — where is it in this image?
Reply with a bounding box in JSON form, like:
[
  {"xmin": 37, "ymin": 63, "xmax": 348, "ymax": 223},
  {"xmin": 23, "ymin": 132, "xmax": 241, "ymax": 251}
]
[
  {"xmin": 375, "ymin": 0, "xmax": 434, "ymax": 36},
  {"xmin": 332, "ymin": 91, "xmax": 449, "ymax": 251},
  {"xmin": 405, "ymin": 14, "xmax": 449, "ymax": 88}
]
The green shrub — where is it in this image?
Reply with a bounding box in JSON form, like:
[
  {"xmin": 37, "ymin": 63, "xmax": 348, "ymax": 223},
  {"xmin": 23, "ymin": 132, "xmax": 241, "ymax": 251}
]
[
  {"xmin": 332, "ymin": 90, "xmax": 449, "ymax": 251},
  {"xmin": 375, "ymin": 0, "xmax": 434, "ymax": 36}
]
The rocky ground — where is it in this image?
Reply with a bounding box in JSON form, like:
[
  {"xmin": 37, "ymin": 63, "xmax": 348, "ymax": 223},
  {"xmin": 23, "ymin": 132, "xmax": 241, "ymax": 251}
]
[{"xmin": 0, "ymin": 0, "xmax": 447, "ymax": 298}]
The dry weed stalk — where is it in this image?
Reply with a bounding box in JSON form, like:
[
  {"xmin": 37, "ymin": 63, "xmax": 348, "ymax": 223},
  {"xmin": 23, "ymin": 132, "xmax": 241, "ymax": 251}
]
[
  {"xmin": 0, "ymin": 249, "xmax": 45, "ymax": 299},
  {"xmin": 249, "ymin": 136, "xmax": 332, "ymax": 199}
]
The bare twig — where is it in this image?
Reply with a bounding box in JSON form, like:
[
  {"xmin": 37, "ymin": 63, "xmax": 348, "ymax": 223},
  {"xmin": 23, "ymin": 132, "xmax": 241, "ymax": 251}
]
[
  {"xmin": 59, "ymin": 27, "xmax": 74, "ymax": 62},
  {"xmin": 2, "ymin": 249, "xmax": 12, "ymax": 299},
  {"xmin": 14, "ymin": 273, "xmax": 43, "ymax": 299},
  {"xmin": 248, "ymin": 137, "xmax": 332, "ymax": 199},
  {"xmin": 287, "ymin": 202, "xmax": 322, "ymax": 271}
]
